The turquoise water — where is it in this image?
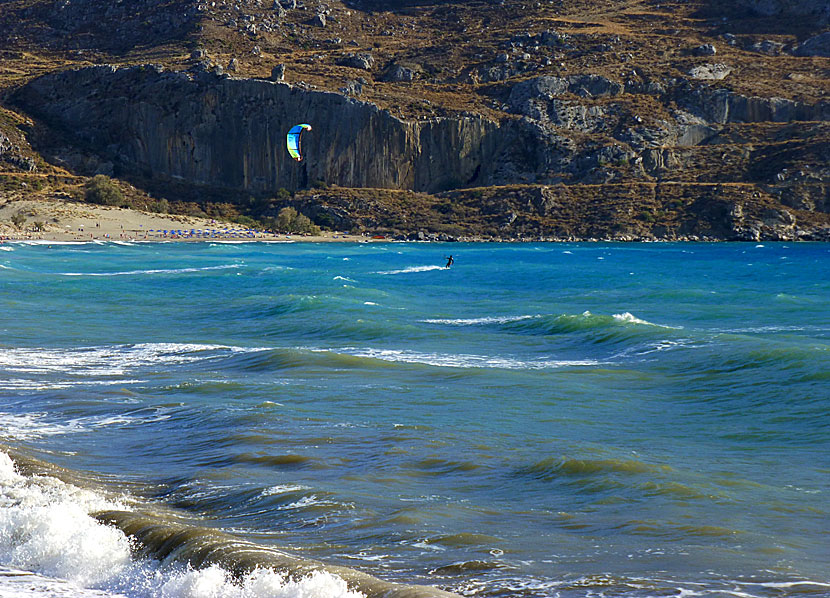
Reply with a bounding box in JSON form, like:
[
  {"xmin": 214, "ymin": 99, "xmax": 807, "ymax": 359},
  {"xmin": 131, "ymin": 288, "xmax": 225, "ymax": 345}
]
[{"xmin": 1, "ymin": 241, "xmax": 829, "ymax": 597}]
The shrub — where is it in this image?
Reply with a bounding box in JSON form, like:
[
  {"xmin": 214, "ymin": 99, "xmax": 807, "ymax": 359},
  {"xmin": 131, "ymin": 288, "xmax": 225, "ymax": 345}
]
[
  {"xmin": 276, "ymin": 206, "xmax": 298, "ymax": 231},
  {"xmin": 151, "ymin": 198, "xmax": 171, "ymax": 213},
  {"xmin": 11, "ymin": 212, "xmax": 26, "ymax": 229},
  {"xmin": 275, "ymin": 206, "xmax": 321, "ymax": 234},
  {"xmin": 85, "ymin": 175, "xmax": 125, "ymax": 206}
]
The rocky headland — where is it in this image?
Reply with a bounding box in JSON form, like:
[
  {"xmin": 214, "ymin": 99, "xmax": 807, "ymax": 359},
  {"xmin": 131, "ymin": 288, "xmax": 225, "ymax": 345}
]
[{"xmin": 0, "ymin": 0, "xmax": 828, "ymax": 240}]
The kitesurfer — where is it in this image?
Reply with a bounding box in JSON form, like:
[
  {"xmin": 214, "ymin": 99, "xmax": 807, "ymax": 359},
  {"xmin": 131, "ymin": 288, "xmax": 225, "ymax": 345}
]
[{"xmin": 444, "ymin": 255, "xmax": 454, "ymax": 268}]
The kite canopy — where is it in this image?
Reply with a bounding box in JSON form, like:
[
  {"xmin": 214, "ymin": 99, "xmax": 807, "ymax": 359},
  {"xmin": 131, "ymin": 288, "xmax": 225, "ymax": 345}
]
[{"xmin": 286, "ymin": 123, "xmax": 312, "ymax": 161}]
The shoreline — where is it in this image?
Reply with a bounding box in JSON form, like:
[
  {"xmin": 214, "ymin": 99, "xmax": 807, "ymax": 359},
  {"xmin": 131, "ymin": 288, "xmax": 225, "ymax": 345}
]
[
  {"xmin": 2, "ymin": 197, "xmax": 829, "ymax": 244},
  {"xmin": 0, "ymin": 197, "xmax": 367, "ymax": 243}
]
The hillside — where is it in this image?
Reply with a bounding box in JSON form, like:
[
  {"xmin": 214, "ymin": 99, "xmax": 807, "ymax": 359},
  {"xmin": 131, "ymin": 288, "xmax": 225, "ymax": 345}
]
[{"xmin": 1, "ymin": 0, "xmax": 828, "ymax": 240}]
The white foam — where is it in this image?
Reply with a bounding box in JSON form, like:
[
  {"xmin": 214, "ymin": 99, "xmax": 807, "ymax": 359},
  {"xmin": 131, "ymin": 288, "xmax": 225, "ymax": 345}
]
[
  {"xmin": 0, "ymin": 343, "xmax": 257, "ymax": 378},
  {"xmin": 259, "ymin": 484, "xmax": 310, "ymax": 497},
  {"xmin": 0, "ymin": 452, "xmax": 365, "ymax": 598},
  {"xmin": 0, "ymin": 452, "xmax": 131, "ymax": 587},
  {"xmin": 0, "ymin": 379, "xmax": 147, "ymax": 392},
  {"xmin": 0, "ymin": 408, "xmax": 176, "ymax": 442},
  {"xmin": 277, "ymin": 495, "xmax": 324, "ymax": 510},
  {"xmin": 10, "ymin": 240, "xmax": 84, "ymax": 246},
  {"xmin": 333, "ymin": 348, "xmax": 601, "ymax": 370},
  {"xmin": 0, "ymin": 567, "xmax": 126, "ymax": 598},
  {"xmin": 0, "ymin": 413, "xmax": 84, "ymax": 440},
  {"xmin": 612, "ymin": 312, "xmax": 682, "ymax": 329},
  {"xmin": 58, "ymin": 264, "xmax": 241, "ymax": 277},
  {"xmin": 420, "ymin": 315, "xmax": 536, "ymax": 326},
  {"xmin": 333, "ymin": 276, "xmax": 355, "ymax": 282},
  {"xmin": 0, "ymin": 247, "xmax": 13, "ymax": 252},
  {"xmin": 375, "ymin": 265, "xmax": 445, "ymax": 275}
]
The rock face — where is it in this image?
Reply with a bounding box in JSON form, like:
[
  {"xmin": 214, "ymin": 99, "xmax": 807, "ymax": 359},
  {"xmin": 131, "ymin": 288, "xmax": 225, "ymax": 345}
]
[
  {"xmin": 14, "ymin": 65, "xmax": 503, "ymax": 193},
  {"xmin": 741, "ymin": 0, "xmax": 830, "ymax": 24},
  {"xmin": 794, "ymin": 32, "xmax": 830, "ymax": 57}
]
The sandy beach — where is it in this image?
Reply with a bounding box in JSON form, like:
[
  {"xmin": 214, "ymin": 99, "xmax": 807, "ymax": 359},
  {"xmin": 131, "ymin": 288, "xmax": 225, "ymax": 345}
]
[{"xmin": 0, "ymin": 198, "xmax": 365, "ymax": 243}]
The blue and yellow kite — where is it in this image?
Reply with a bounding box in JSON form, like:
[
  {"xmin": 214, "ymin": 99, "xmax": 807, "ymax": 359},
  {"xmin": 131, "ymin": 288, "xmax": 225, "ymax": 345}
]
[{"xmin": 286, "ymin": 123, "xmax": 312, "ymax": 161}]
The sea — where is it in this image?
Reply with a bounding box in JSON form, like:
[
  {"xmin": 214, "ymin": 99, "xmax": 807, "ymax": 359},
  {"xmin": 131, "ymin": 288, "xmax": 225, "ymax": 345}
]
[{"xmin": 0, "ymin": 240, "xmax": 828, "ymax": 598}]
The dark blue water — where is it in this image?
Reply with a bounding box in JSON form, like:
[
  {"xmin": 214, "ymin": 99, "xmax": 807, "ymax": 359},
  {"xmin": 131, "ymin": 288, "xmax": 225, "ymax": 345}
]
[{"xmin": 1, "ymin": 241, "xmax": 829, "ymax": 598}]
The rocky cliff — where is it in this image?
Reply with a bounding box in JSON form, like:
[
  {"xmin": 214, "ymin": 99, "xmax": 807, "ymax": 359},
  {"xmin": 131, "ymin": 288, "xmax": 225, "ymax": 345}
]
[
  {"xmin": 14, "ymin": 65, "xmax": 506, "ymax": 193},
  {"xmin": 2, "ymin": 0, "xmax": 829, "ymax": 239},
  {"xmin": 15, "ymin": 63, "xmax": 830, "ymax": 208}
]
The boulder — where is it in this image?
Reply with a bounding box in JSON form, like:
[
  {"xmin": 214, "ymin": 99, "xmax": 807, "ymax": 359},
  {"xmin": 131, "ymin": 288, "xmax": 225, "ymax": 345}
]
[
  {"xmin": 383, "ymin": 63, "xmax": 419, "ymax": 82},
  {"xmin": 688, "ymin": 63, "xmax": 732, "ymax": 80},
  {"xmin": 340, "ymin": 79, "xmax": 363, "ymax": 95},
  {"xmin": 692, "ymin": 44, "xmax": 717, "ymax": 56},
  {"xmin": 508, "ymin": 75, "xmax": 623, "ymax": 111},
  {"xmin": 270, "ymin": 63, "xmax": 285, "ymax": 80},
  {"xmin": 337, "ymin": 52, "xmax": 375, "ymax": 70},
  {"xmin": 310, "ymin": 13, "xmax": 326, "ymax": 27},
  {"xmin": 750, "ymin": 40, "xmax": 785, "ymax": 55}
]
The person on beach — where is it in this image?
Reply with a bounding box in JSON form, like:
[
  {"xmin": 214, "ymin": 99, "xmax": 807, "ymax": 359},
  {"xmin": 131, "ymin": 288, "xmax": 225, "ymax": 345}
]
[{"xmin": 444, "ymin": 255, "xmax": 454, "ymax": 268}]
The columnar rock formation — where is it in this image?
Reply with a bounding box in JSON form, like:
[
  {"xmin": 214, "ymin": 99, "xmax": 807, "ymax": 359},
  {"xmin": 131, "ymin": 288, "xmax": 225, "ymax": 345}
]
[{"xmin": 15, "ymin": 65, "xmax": 502, "ymax": 193}]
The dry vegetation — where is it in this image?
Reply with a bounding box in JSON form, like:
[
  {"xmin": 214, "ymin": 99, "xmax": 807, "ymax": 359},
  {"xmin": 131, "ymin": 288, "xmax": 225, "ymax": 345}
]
[{"xmin": 0, "ymin": 0, "xmax": 828, "ymax": 239}]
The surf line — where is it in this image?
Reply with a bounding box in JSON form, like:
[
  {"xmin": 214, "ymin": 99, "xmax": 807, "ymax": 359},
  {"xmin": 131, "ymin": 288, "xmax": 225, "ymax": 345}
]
[{"xmin": 94, "ymin": 509, "xmax": 461, "ymax": 598}]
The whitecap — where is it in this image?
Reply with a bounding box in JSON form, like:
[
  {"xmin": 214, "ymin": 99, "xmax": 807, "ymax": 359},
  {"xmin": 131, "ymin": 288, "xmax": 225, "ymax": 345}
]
[
  {"xmin": 375, "ymin": 265, "xmax": 445, "ymax": 275},
  {"xmin": 331, "ymin": 347, "xmax": 602, "ymax": 370},
  {"xmin": 334, "ymin": 276, "xmax": 356, "ymax": 282},
  {"xmin": 259, "ymin": 484, "xmax": 310, "ymax": 497},
  {"xmin": 0, "ymin": 451, "xmax": 365, "ymax": 598},
  {"xmin": 420, "ymin": 315, "xmax": 536, "ymax": 326},
  {"xmin": 0, "ymin": 343, "xmax": 263, "ymax": 378},
  {"xmin": 612, "ymin": 312, "xmax": 682, "ymax": 329},
  {"xmin": 0, "ymin": 413, "xmax": 85, "ymax": 440},
  {"xmin": 58, "ymin": 264, "xmax": 241, "ymax": 277}
]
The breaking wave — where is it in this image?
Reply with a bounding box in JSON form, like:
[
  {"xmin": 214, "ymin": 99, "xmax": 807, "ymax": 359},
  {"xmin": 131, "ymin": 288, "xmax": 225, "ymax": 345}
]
[{"xmin": 0, "ymin": 450, "xmax": 457, "ymax": 598}]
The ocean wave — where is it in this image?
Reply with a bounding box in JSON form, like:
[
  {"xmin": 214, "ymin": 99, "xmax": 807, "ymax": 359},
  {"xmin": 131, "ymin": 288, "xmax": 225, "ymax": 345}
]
[
  {"xmin": 0, "ymin": 408, "xmax": 175, "ymax": 441},
  {"xmin": 375, "ymin": 265, "xmax": 446, "ymax": 275},
  {"xmin": 0, "ymin": 413, "xmax": 85, "ymax": 440},
  {"xmin": 0, "ymin": 378, "xmax": 147, "ymax": 391},
  {"xmin": 422, "ymin": 311, "xmax": 681, "ymax": 339},
  {"xmin": 0, "ymin": 451, "xmax": 458, "ymax": 598},
  {"xmin": 57, "ymin": 264, "xmax": 242, "ymax": 276},
  {"xmin": 0, "ymin": 343, "xmax": 258, "ymax": 377},
  {"xmin": 331, "ymin": 348, "xmax": 603, "ymax": 370},
  {"xmin": 515, "ymin": 457, "xmax": 673, "ymax": 482},
  {"xmin": 420, "ymin": 316, "xmax": 537, "ymax": 326}
]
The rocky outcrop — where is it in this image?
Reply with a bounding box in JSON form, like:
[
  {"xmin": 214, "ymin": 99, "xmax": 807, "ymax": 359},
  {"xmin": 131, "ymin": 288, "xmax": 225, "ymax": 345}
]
[
  {"xmin": 793, "ymin": 32, "xmax": 830, "ymax": 57},
  {"xmin": 11, "ymin": 64, "xmax": 830, "ymax": 212},
  {"xmin": 675, "ymin": 83, "xmax": 830, "ymax": 124},
  {"xmin": 688, "ymin": 64, "xmax": 732, "ymax": 80},
  {"xmin": 13, "ymin": 65, "xmax": 506, "ymax": 193},
  {"xmin": 740, "ymin": 0, "xmax": 830, "ymax": 24}
]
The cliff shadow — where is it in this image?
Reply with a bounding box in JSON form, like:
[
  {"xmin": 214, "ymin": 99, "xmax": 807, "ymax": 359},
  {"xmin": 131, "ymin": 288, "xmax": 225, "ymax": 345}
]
[{"xmin": 691, "ymin": 0, "xmax": 829, "ymax": 36}]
